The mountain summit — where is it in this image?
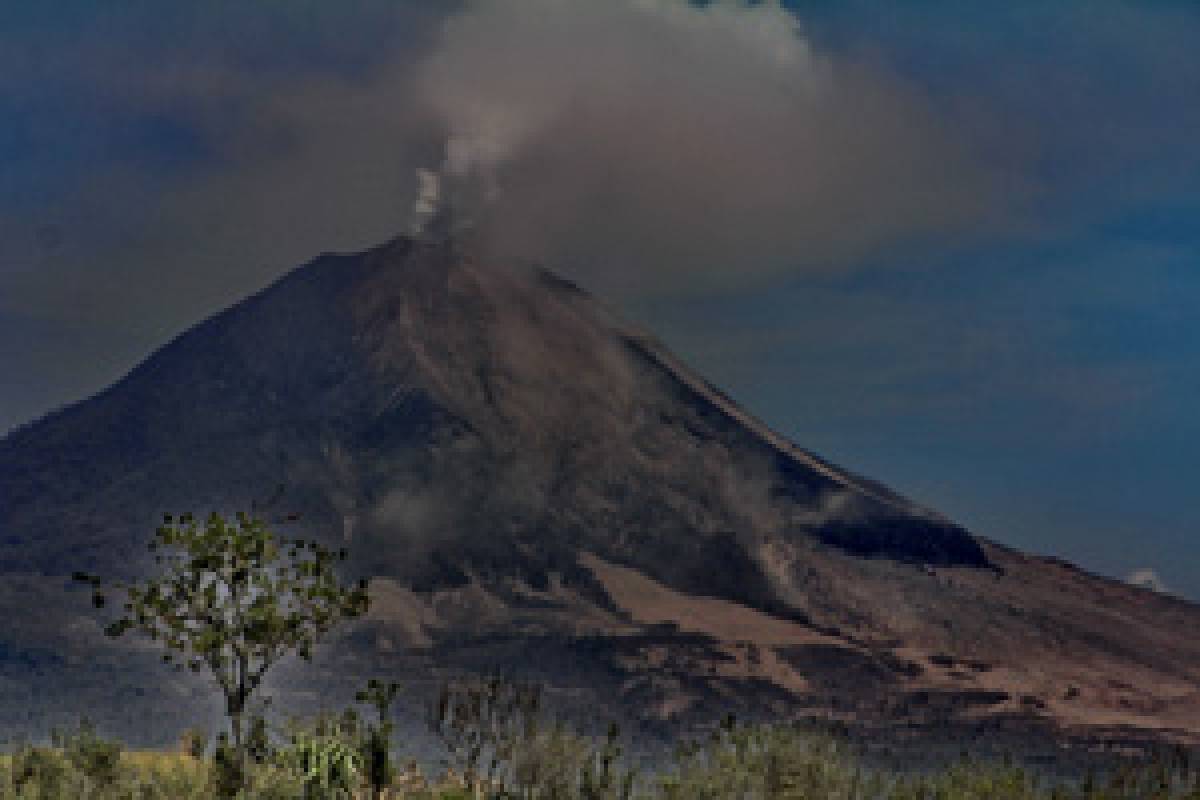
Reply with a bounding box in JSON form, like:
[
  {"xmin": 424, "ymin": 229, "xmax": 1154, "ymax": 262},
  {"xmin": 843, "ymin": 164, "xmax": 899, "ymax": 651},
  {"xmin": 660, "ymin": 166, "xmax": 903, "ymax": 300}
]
[{"xmin": 1, "ymin": 236, "xmax": 1198, "ymax": 750}]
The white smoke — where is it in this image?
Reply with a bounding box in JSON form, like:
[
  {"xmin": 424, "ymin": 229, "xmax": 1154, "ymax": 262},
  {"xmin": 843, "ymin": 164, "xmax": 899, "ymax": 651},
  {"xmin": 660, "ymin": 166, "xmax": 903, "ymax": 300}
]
[
  {"xmin": 409, "ymin": 168, "xmax": 442, "ymax": 235},
  {"xmin": 414, "ymin": 0, "xmax": 823, "ymax": 209}
]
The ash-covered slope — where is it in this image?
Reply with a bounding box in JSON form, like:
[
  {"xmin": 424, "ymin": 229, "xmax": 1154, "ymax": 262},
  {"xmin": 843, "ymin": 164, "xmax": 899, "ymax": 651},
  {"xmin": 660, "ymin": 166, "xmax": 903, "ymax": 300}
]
[
  {"xmin": 1, "ymin": 235, "xmax": 1198, "ymax": 751},
  {"xmin": 0, "ymin": 235, "xmax": 981, "ymax": 581}
]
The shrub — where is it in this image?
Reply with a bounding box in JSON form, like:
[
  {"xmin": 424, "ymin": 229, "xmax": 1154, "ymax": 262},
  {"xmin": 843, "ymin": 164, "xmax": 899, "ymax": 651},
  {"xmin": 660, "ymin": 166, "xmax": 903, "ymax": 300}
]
[
  {"xmin": 10, "ymin": 745, "xmax": 72, "ymax": 797},
  {"xmin": 356, "ymin": 678, "xmax": 402, "ymax": 800},
  {"xmin": 284, "ymin": 730, "xmax": 364, "ymax": 799},
  {"xmin": 53, "ymin": 718, "xmax": 122, "ymax": 789},
  {"xmin": 430, "ymin": 677, "xmax": 636, "ymax": 799}
]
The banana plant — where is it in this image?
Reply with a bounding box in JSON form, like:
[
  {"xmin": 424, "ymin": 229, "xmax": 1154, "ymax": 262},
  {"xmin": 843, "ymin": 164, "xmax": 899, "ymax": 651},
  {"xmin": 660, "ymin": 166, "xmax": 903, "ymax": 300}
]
[{"xmin": 286, "ymin": 732, "xmax": 364, "ymax": 799}]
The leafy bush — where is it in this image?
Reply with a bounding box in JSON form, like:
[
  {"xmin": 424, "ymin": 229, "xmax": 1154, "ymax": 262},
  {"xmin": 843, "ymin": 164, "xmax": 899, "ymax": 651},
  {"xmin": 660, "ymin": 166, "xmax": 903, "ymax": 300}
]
[
  {"xmin": 1, "ymin": 717, "xmax": 1200, "ymax": 798},
  {"xmin": 355, "ymin": 679, "xmax": 402, "ymax": 799},
  {"xmin": 282, "ymin": 731, "xmax": 363, "ymax": 799},
  {"xmin": 10, "ymin": 745, "xmax": 73, "ymax": 797},
  {"xmin": 658, "ymin": 717, "xmax": 877, "ymax": 800},
  {"xmin": 53, "ymin": 719, "xmax": 121, "ymax": 789},
  {"xmin": 430, "ymin": 677, "xmax": 635, "ymax": 799}
]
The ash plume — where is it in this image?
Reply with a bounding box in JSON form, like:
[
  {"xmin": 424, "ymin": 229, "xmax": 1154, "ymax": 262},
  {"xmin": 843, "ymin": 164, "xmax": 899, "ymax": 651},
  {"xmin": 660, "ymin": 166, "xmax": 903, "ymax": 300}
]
[
  {"xmin": 408, "ymin": 0, "xmax": 1016, "ymax": 294},
  {"xmin": 409, "ymin": 168, "xmax": 443, "ymax": 236},
  {"xmin": 0, "ymin": 0, "xmax": 1049, "ymax": 431}
]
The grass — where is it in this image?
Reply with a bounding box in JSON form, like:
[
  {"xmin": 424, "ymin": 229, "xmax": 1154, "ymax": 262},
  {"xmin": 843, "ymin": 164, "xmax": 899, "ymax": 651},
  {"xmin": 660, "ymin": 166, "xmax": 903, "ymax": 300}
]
[{"xmin": 2, "ymin": 716, "xmax": 1199, "ymax": 799}]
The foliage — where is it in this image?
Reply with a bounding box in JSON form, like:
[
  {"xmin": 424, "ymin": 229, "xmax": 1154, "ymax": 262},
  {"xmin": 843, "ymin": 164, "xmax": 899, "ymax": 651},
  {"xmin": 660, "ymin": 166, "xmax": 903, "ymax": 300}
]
[
  {"xmin": 8, "ymin": 745, "xmax": 72, "ymax": 797},
  {"xmin": 282, "ymin": 731, "xmax": 363, "ymax": 799},
  {"xmin": 247, "ymin": 715, "xmax": 274, "ymax": 765},
  {"xmin": 579, "ymin": 723, "xmax": 637, "ymax": 800},
  {"xmin": 658, "ymin": 716, "xmax": 876, "ymax": 800},
  {"xmin": 73, "ymin": 510, "xmax": 370, "ymax": 791},
  {"xmin": 38, "ymin": 527, "xmax": 1200, "ymax": 799},
  {"xmin": 355, "ymin": 678, "xmax": 402, "ymax": 799},
  {"xmin": 658, "ymin": 719, "xmax": 1200, "ymax": 800},
  {"xmin": 0, "ymin": 722, "xmax": 212, "ymax": 799},
  {"xmin": 51, "ymin": 718, "xmax": 122, "ymax": 789},
  {"xmin": 212, "ymin": 732, "xmax": 246, "ymax": 799},
  {"xmin": 431, "ymin": 676, "xmax": 545, "ymax": 790},
  {"xmin": 1, "ymin": 719, "xmax": 1200, "ymax": 798},
  {"xmin": 430, "ymin": 677, "xmax": 636, "ymax": 799}
]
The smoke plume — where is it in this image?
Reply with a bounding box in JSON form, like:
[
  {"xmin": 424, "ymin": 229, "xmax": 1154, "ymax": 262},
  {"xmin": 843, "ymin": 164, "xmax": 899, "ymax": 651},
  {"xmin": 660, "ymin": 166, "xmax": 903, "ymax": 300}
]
[
  {"xmin": 409, "ymin": 168, "xmax": 442, "ymax": 235},
  {"xmin": 408, "ymin": 0, "xmax": 1017, "ymax": 294},
  {"xmin": 0, "ymin": 0, "xmax": 1063, "ymax": 430}
]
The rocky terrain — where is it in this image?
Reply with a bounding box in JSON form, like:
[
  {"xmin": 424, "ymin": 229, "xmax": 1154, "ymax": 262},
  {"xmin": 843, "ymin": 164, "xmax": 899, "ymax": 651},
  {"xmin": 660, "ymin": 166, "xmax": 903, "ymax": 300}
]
[{"xmin": 1, "ymin": 234, "xmax": 1198, "ymax": 755}]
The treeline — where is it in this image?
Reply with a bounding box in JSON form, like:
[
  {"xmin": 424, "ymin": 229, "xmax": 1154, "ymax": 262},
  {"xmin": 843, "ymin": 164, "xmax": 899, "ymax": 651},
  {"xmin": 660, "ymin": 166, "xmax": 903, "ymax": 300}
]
[{"xmin": 2, "ymin": 700, "xmax": 1199, "ymax": 799}]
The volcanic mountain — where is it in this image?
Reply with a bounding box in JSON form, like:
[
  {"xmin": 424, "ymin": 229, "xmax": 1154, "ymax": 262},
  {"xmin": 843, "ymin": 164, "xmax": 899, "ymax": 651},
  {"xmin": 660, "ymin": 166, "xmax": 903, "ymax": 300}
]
[{"xmin": 1, "ymin": 234, "xmax": 1198, "ymax": 753}]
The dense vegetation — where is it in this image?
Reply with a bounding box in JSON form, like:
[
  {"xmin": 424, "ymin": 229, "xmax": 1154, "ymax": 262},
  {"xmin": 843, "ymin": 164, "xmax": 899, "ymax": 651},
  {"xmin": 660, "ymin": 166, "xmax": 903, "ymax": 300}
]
[
  {"xmin": 4, "ymin": 511, "xmax": 1190, "ymax": 798},
  {"xmin": 2, "ymin": 712, "xmax": 1199, "ymax": 799}
]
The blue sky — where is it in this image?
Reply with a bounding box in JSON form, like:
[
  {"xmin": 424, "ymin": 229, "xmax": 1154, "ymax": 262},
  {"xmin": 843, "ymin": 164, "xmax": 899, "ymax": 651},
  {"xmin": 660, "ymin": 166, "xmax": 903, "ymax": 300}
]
[{"xmin": 1, "ymin": 1, "xmax": 1197, "ymax": 596}]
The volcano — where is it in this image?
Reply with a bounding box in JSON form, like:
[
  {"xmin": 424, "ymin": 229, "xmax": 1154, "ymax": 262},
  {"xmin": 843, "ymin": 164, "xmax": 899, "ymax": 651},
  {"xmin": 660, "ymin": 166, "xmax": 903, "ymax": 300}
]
[{"xmin": 2, "ymin": 235, "xmax": 1198, "ymax": 753}]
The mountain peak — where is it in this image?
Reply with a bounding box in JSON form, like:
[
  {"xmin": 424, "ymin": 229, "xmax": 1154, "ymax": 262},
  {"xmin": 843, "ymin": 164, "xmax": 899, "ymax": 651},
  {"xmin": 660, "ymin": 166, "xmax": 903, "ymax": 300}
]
[{"xmin": 3, "ymin": 233, "xmax": 987, "ymax": 578}]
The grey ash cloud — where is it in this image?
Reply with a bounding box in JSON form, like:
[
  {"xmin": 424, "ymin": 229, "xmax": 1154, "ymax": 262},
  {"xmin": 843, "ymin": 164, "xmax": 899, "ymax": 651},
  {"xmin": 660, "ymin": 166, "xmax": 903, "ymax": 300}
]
[
  {"xmin": 0, "ymin": 0, "xmax": 1033, "ymax": 433},
  {"xmin": 410, "ymin": 0, "xmax": 1025, "ymax": 294}
]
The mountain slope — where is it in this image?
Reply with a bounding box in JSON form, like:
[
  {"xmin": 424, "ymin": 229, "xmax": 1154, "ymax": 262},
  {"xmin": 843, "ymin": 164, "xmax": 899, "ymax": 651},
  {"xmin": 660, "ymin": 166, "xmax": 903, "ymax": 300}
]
[{"xmin": 1, "ymin": 235, "xmax": 1197, "ymax": 752}]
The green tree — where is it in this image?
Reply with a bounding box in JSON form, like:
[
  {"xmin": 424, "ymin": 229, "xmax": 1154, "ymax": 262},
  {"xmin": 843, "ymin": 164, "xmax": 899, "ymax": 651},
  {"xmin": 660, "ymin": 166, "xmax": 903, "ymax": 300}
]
[{"xmin": 75, "ymin": 510, "xmax": 370, "ymax": 792}]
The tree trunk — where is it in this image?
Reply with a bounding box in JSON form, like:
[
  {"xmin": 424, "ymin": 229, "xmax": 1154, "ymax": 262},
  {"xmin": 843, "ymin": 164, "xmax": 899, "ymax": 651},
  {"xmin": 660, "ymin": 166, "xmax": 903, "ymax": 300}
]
[
  {"xmin": 227, "ymin": 690, "xmax": 248, "ymax": 794},
  {"xmin": 230, "ymin": 708, "xmax": 244, "ymax": 755}
]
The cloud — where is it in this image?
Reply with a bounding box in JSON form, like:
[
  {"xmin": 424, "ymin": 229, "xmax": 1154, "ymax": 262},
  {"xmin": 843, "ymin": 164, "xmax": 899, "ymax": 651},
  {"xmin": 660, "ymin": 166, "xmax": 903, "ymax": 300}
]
[
  {"xmin": 411, "ymin": 0, "xmax": 1023, "ymax": 295},
  {"xmin": 1126, "ymin": 568, "xmax": 1171, "ymax": 595}
]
